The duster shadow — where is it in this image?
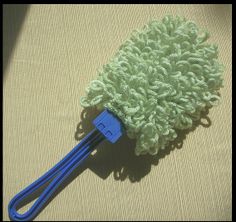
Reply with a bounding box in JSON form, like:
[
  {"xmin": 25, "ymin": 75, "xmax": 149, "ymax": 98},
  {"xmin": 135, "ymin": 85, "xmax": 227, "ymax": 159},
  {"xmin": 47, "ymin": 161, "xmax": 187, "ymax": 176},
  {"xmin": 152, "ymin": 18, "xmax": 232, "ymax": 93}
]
[{"xmin": 74, "ymin": 107, "xmax": 211, "ymax": 182}]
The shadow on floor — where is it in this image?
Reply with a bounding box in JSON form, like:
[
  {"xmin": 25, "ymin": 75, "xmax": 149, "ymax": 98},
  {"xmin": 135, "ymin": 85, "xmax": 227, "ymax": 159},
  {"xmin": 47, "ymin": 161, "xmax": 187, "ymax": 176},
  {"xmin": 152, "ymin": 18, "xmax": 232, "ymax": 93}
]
[
  {"xmin": 74, "ymin": 107, "xmax": 212, "ymax": 182},
  {"xmin": 3, "ymin": 4, "xmax": 29, "ymax": 77}
]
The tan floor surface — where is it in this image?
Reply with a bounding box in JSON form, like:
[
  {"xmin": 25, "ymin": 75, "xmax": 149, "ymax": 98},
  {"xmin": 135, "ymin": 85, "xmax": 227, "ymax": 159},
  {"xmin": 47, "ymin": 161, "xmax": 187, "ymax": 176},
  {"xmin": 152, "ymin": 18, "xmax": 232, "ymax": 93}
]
[{"xmin": 3, "ymin": 4, "xmax": 232, "ymax": 221}]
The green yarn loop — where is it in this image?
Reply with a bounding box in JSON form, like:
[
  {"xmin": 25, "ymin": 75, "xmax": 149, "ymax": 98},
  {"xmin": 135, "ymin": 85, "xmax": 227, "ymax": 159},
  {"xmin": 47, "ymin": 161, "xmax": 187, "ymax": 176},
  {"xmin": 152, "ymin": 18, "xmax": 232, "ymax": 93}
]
[{"xmin": 80, "ymin": 15, "xmax": 224, "ymax": 155}]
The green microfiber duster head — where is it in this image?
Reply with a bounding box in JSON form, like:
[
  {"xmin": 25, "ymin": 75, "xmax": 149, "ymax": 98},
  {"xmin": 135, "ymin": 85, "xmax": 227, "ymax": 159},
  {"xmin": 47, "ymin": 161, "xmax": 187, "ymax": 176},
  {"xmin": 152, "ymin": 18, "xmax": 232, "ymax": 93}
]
[{"xmin": 80, "ymin": 15, "xmax": 224, "ymax": 155}]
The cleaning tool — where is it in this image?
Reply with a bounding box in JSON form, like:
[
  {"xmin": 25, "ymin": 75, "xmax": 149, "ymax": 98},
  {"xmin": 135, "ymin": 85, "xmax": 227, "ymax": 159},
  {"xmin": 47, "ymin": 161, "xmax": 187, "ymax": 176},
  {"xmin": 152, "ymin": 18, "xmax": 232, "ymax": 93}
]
[{"xmin": 8, "ymin": 15, "xmax": 223, "ymax": 221}]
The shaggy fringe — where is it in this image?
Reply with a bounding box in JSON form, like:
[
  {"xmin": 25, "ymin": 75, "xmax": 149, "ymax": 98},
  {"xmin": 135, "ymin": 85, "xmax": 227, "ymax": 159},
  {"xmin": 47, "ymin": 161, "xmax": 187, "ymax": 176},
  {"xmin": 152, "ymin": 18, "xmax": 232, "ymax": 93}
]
[{"xmin": 80, "ymin": 15, "xmax": 224, "ymax": 155}]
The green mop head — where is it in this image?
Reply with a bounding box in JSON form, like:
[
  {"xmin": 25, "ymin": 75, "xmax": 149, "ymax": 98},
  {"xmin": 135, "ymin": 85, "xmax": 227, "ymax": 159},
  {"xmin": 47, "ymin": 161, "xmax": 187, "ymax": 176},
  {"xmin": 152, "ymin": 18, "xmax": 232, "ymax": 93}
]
[{"xmin": 80, "ymin": 15, "xmax": 224, "ymax": 155}]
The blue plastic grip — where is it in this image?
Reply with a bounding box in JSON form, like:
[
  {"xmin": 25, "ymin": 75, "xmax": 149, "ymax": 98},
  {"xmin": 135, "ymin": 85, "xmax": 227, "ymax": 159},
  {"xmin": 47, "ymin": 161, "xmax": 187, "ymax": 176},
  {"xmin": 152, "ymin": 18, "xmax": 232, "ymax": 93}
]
[
  {"xmin": 93, "ymin": 109, "xmax": 124, "ymax": 143},
  {"xmin": 8, "ymin": 109, "xmax": 124, "ymax": 221}
]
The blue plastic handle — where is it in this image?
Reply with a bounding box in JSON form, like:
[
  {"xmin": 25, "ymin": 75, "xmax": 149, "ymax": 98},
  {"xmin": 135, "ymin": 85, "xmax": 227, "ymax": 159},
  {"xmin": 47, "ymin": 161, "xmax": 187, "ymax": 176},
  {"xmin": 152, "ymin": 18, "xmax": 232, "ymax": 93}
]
[{"xmin": 8, "ymin": 109, "xmax": 124, "ymax": 221}]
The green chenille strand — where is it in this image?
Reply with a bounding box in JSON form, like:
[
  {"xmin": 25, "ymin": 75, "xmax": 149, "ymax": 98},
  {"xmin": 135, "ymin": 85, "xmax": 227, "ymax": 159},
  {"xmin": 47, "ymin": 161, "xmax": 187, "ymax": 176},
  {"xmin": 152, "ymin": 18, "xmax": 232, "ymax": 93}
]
[{"xmin": 80, "ymin": 15, "xmax": 224, "ymax": 156}]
